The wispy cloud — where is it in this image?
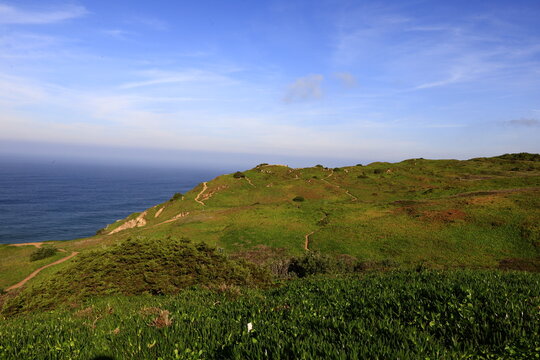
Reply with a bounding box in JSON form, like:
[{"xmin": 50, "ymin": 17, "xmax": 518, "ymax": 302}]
[
  {"xmin": 0, "ymin": 3, "xmax": 87, "ymax": 24},
  {"xmin": 334, "ymin": 72, "xmax": 357, "ymax": 88},
  {"xmin": 504, "ymin": 118, "xmax": 540, "ymax": 127},
  {"xmin": 101, "ymin": 29, "xmax": 133, "ymax": 40},
  {"xmin": 283, "ymin": 74, "xmax": 324, "ymax": 103},
  {"xmin": 118, "ymin": 70, "xmax": 232, "ymax": 89}
]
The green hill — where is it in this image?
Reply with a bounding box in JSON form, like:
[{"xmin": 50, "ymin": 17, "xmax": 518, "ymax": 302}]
[{"xmin": 65, "ymin": 154, "xmax": 539, "ymax": 269}]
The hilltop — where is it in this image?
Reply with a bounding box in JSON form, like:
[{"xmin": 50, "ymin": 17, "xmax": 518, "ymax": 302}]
[{"xmin": 66, "ymin": 153, "xmax": 539, "ymax": 268}]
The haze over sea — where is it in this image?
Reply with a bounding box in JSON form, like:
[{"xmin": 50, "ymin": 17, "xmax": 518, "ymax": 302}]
[{"xmin": 0, "ymin": 157, "xmax": 226, "ymax": 244}]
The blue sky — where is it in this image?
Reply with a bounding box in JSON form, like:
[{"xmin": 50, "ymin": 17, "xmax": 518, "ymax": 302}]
[{"xmin": 1, "ymin": 0, "xmax": 539, "ymax": 167}]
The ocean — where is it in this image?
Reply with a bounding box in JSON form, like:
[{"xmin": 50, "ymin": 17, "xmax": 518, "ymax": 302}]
[{"xmin": 0, "ymin": 159, "xmax": 226, "ymax": 244}]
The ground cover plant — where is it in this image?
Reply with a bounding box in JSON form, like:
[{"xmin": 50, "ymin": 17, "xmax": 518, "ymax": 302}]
[{"xmin": 0, "ymin": 271, "xmax": 538, "ymax": 359}]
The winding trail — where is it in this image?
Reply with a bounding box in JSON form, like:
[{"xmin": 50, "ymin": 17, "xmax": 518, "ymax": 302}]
[
  {"xmin": 6, "ymin": 251, "xmax": 79, "ymax": 291},
  {"xmin": 320, "ymin": 171, "xmax": 358, "ymax": 201},
  {"xmin": 304, "ymin": 231, "xmax": 314, "ymax": 250},
  {"xmin": 245, "ymin": 177, "xmax": 255, "ymax": 187},
  {"xmin": 194, "ymin": 182, "xmax": 208, "ymax": 206}
]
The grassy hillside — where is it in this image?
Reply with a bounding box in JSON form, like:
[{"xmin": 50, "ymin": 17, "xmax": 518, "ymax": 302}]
[
  {"xmin": 58, "ymin": 154, "xmax": 540, "ymax": 270},
  {"xmin": 0, "ymin": 271, "xmax": 538, "ymax": 359}
]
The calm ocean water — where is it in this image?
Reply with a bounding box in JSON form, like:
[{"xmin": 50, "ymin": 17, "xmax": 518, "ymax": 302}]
[{"xmin": 0, "ymin": 159, "xmax": 225, "ymax": 244}]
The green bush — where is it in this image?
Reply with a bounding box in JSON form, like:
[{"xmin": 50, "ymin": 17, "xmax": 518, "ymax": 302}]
[
  {"xmin": 288, "ymin": 251, "xmax": 338, "ymax": 277},
  {"xmin": 373, "ymin": 169, "xmax": 383, "ymax": 174},
  {"xmin": 333, "ymin": 167, "xmax": 341, "ymax": 172},
  {"xmin": 292, "ymin": 196, "xmax": 305, "ymax": 202},
  {"xmin": 169, "ymin": 192, "xmax": 183, "ymax": 201},
  {"xmin": 315, "ymin": 164, "xmax": 323, "ymax": 168},
  {"xmin": 29, "ymin": 247, "xmax": 58, "ymax": 262},
  {"xmin": 4, "ymin": 238, "xmax": 271, "ymax": 315},
  {"xmin": 233, "ymin": 171, "xmax": 246, "ymax": 178}
]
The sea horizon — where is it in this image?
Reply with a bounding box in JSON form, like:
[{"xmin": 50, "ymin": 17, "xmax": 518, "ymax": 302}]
[{"xmin": 0, "ymin": 157, "xmax": 227, "ymax": 244}]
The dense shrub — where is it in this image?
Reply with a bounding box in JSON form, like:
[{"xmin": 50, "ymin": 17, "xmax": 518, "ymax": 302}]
[
  {"xmin": 315, "ymin": 164, "xmax": 323, "ymax": 168},
  {"xmin": 497, "ymin": 152, "xmax": 540, "ymax": 161},
  {"xmin": 29, "ymin": 247, "xmax": 58, "ymax": 262},
  {"xmin": 333, "ymin": 167, "xmax": 341, "ymax": 172},
  {"xmin": 3, "ymin": 238, "xmax": 270, "ymax": 315},
  {"xmin": 292, "ymin": 196, "xmax": 305, "ymax": 202},
  {"xmin": 169, "ymin": 192, "xmax": 183, "ymax": 201},
  {"xmin": 373, "ymin": 169, "xmax": 383, "ymax": 174},
  {"xmin": 233, "ymin": 171, "xmax": 246, "ymax": 178},
  {"xmin": 288, "ymin": 251, "xmax": 340, "ymax": 277}
]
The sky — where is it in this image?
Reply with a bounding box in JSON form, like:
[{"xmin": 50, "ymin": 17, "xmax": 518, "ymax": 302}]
[{"xmin": 1, "ymin": 0, "xmax": 539, "ymax": 168}]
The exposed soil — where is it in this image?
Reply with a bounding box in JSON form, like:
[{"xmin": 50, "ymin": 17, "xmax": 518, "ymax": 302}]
[
  {"xmin": 194, "ymin": 182, "xmax": 208, "ymax": 205},
  {"xmin": 9, "ymin": 242, "xmax": 43, "ymax": 248},
  {"xmin": 108, "ymin": 211, "xmax": 147, "ymax": 235},
  {"xmin": 421, "ymin": 209, "xmax": 466, "ymax": 223}
]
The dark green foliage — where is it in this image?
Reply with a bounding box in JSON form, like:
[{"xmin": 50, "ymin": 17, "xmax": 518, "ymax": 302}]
[
  {"xmin": 357, "ymin": 174, "xmax": 368, "ymax": 179},
  {"xmin": 356, "ymin": 163, "xmax": 363, "ymax": 166},
  {"xmin": 288, "ymin": 251, "xmax": 340, "ymax": 277},
  {"xmin": 0, "ymin": 271, "xmax": 538, "ymax": 359},
  {"xmin": 315, "ymin": 164, "xmax": 323, "ymax": 168},
  {"xmin": 333, "ymin": 167, "xmax": 341, "ymax": 172},
  {"xmin": 292, "ymin": 196, "xmax": 305, "ymax": 202},
  {"xmin": 496, "ymin": 153, "xmax": 540, "ymax": 161},
  {"xmin": 3, "ymin": 238, "xmax": 270, "ymax": 315},
  {"xmin": 169, "ymin": 192, "xmax": 183, "ymax": 201},
  {"xmin": 29, "ymin": 247, "xmax": 57, "ymax": 262},
  {"xmin": 233, "ymin": 171, "xmax": 246, "ymax": 178},
  {"xmin": 373, "ymin": 168, "xmax": 383, "ymax": 174}
]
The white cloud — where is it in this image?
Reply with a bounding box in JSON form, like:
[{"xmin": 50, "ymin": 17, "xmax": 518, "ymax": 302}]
[
  {"xmin": 283, "ymin": 74, "xmax": 324, "ymax": 103},
  {"xmin": 334, "ymin": 72, "xmax": 357, "ymax": 88},
  {"xmin": 119, "ymin": 70, "xmax": 232, "ymax": 89},
  {"xmin": 0, "ymin": 3, "xmax": 87, "ymax": 24}
]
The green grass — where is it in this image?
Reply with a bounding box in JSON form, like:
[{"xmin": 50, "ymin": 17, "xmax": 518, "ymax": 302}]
[
  {"xmin": 0, "ymin": 245, "xmax": 66, "ymax": 290},
  {"xmin": 0, "ymin": 271, "xmax": 538, "ymax": 359}
]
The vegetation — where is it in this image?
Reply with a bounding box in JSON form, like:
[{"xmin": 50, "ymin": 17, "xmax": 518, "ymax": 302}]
[
  {"xmin": 292, "ymin": 196, "xmax": 305, "ymax": 202},
  {"xmin": 0, "ymin": 271, "xmax": 538, "ymax": 359},
  {"xmin": 233, "ymin": 171, "xmax": 246, "ymax": 178},
  {"xmin": 29, "ymin": 247, "xmax": 58, "ymax": 262},
  {"xmin": 169, "ymin": 192, "xmax": 183, "ymax": 201},
  {"xmin": 2, "ymin": 238, "xmax": 270, "ymax": 315}
]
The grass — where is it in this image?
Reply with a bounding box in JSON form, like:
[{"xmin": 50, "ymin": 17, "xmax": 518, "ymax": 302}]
[
  {"xmin": 0, "ymin": 245, "xmax": 66, "ymax": 290},
  {"xmin": 0, "ymin": 271, "xmax": 538, "ymax": 359}
]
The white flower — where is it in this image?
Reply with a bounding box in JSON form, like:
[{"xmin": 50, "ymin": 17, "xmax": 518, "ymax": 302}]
[{"xmin": 247, "ymin": 322, "xmax": 253, "ymax": 332}]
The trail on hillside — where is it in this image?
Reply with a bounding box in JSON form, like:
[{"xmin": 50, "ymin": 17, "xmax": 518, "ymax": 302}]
[
  {"xmin": 320, "ymin": 172, "xmax": 358, "ymax": 201},
  {"xmin": 195, "ymin": 182, "xmax": 208, "ymax": 206},
  {"xmin": 245, "ymin": 177, "xmax": 255, "ymax": 187},
  {"xmin": 6, "ymin": 251, "xmax": 79, "ymax": 291},
  {"xmin": 304, "ymin": 231, "xmax": 314, "ymax": 250}
]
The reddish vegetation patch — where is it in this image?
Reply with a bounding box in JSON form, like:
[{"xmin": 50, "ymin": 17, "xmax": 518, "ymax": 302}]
[
  {"xmin": 421, "ymin": 209, "xmax": 466, "ymax": 223},
  {"xmin": 231, "ymin": 245, "xmax": 288, "ymax": 266},
  {"xmin": 499, "ymin": 258, "xmax": 540, "ymax": 272}
]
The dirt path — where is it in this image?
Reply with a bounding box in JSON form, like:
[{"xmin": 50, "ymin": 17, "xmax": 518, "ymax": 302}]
[
  {"xmin": 304, "ymin": 231, "xmax": 314, "ymax": 250},
  {"xmin": 245, "ymin": 177, "xmax": 255, "ymax": 187},
  {"xmin": 10, "ymin": 242, "xmax": 43, "ymax": 248},
  {"xmin": 6, "ymin": 251, "xmax": 79, "ymax": 291},
  {"xmin": 321, "ymin": 175, "xmax": 358, "ymax": 201},
  {"xmin": 195, "ymin": 182, "xmax": 208, "ymax": 206}
]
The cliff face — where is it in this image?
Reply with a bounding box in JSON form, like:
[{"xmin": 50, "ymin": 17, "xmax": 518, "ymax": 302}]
[{"xmin": 95, "ymin": 156, "xmax": 540, "ymax": 269}]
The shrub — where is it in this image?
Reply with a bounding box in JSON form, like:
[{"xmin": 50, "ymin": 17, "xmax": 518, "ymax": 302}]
[
  {"xmin": 333, "ymin": 167, "xmax": 341, "ymax": 172},
  {"xmin": 356, "ymin": 163, "xmax": 363, "ymax": 166},
  {"xmin": 357, "ymin": 174, "xmax": 368, "ymax": 179},
  {"xmin": 233, "ymin": 171, "xmax": 246, "ymax": 178},
  {"xmin": 315, "ymin": 164, "xmax": 323, "ymax": 168},
  {"xmin": 288, "ymin": 251, "xmax": 337, "ymax": 277},
  {"xmin": 373, "ymin": 169, "xmax": 383, "ymax": 174},
  {"xmin": 292, "ymin": 196, "xmax": 305, "ymax": 202},
  {"xmin": 29, "ymin": 247, "xmax": 58, "ymax": 262},
  {"xmin": 169, "ymin": 192, "xmax": 183, "ymax": 201}
]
